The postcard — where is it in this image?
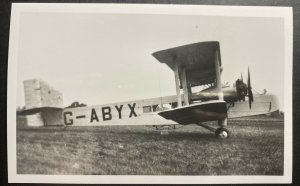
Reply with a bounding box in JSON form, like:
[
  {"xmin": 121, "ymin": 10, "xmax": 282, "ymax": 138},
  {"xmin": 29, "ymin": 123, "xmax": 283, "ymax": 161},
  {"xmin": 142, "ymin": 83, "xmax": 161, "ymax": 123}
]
[{"xmin": 7, "ymin": 3, "xmax": 293, "ymax": 184}]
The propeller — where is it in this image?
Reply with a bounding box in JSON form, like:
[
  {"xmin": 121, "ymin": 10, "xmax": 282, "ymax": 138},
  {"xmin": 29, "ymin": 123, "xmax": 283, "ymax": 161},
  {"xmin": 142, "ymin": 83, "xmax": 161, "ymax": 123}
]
[
  {"xmin": 241, "ymin": 73, "xmax": 244, "ymax": 82},
  {"xmin": 235, "ymin": 68, "xmax": 254, "ymax": 109},
  {"xmin": 247, "ymin": 67, "xmax": 254, "ymax": 109}
]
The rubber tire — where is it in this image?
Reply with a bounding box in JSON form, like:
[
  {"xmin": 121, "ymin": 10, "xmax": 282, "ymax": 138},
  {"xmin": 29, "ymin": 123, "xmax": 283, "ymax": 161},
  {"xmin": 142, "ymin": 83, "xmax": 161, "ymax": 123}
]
[{"xmin": 215, "ymin": 128, "xmax": 230, "ymax": 139}]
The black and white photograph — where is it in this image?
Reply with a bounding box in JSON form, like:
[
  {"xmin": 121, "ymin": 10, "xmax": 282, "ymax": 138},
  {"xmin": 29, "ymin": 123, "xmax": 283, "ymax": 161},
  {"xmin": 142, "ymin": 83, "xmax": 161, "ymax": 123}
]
[{"xmin": 7, "ymin": 3, "xmax": 293, "ymax": 184}]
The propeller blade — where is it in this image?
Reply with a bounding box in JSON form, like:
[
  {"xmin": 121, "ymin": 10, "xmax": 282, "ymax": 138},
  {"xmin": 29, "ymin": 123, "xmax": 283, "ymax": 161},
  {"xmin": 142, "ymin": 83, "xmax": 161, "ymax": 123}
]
[
  {"xmin": 247, "ymin": 67, "xmax": 254, "ymax": 109},
  {"xmin": 249, "ymin": 98, "xmax": 252, "ymax": 109},
  {"xmin": 241, "ymin": 73, "xmax": 243, "ymax": 82}
]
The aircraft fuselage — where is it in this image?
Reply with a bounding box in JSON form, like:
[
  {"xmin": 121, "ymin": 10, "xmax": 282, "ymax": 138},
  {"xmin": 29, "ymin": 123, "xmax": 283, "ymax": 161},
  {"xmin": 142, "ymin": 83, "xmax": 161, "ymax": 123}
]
[{"xmin": 192, "ymin": 85, "xmax": 239, "ymax": 103}]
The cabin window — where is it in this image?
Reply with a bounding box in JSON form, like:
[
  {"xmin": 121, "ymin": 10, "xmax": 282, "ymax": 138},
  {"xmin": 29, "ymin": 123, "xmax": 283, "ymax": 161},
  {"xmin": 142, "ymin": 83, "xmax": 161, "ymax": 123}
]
[
  {"xmin": 162, "ymin": 103, "xmax": 172, "ymax": 110},
  {"xmin": 171, "ymin": 102, "xmax": 177, "ymax": 108},
  {"xmin": 152, "ymin": 105, "xmax": 160, "ymax": 112},
  {"xmin": 143, "ymin": 106, "xmax": 152, "ymax": 113}
]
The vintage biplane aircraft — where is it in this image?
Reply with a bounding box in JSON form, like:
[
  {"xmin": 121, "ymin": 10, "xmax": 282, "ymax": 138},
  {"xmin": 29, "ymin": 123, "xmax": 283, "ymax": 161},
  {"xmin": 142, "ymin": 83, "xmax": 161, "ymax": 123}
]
[{"xmin": 18, "ymin": 41, "xmax": 279, "ymax": 139}]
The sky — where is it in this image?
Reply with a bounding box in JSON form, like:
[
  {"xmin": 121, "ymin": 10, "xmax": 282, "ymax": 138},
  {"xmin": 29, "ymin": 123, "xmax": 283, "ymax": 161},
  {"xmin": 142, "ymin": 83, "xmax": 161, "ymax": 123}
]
[{"xmin": 16, "ymin": 12, "xmax": 285, "ymax": 110}]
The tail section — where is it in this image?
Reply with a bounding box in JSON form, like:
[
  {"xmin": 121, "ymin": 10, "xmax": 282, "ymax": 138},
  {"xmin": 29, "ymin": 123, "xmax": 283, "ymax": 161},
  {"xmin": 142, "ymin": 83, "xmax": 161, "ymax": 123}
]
[
  {"xmin": 23, "ymin": 79, "xmax": 63, "ymax": 109},
  {"xmin": 18, "ymin": 79, "xmax": 64, "ymax": 126}
]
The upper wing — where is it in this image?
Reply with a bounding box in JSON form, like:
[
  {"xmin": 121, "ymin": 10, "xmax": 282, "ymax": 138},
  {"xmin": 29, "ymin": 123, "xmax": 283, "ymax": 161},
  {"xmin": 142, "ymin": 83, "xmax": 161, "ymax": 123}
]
[{"xmin": 152, "ymin": 41, "xmax": 221, "ymax": 87}]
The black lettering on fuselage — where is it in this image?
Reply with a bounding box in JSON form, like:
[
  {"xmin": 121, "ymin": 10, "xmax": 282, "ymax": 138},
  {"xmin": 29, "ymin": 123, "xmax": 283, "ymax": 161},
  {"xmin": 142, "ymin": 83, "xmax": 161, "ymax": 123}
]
[
  {"xmin": 63, "ymin": 111, "xmax": 73, "ymax": 125},
  {"xmin": 90, "ymin": 108, "xmax": 99, "ymax": 122},
  {"xmin": 128, "ymin": 103, "xmax": 137, "ymax": 117},
  {"xmin": 102, "ymin": 106, "xmax": 112, "ymax": 121},
  {"xmin": 115, "ymin": 105, "xmax": 123, "ymax": 119}
]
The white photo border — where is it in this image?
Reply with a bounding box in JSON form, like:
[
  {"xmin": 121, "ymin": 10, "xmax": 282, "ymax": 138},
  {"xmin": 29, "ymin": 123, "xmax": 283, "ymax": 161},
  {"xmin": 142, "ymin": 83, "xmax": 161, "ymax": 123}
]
[{"xmin": 7, "ymin": 3, "xmax": 293, "ymax": 184}]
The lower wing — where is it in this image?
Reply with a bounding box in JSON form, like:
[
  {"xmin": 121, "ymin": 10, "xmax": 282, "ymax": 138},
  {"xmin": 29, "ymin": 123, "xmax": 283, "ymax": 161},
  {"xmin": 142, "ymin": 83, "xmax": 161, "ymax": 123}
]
[{"xmin": 158, "ymin": 100, "xmax": 227, "ymax": 125}]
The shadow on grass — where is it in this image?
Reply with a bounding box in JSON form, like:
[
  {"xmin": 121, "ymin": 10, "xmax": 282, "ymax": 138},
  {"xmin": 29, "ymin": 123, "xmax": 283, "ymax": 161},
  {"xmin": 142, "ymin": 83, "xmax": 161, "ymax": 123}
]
[
  {"xmin": 112, "ymin": 131, "xmax": 218, "ymax": 141},
  {"xmin": 18, "ymin": 126, "xmax": 221, "ymax": 141},
  {"xmin": 17, "ymin": 126, "xmax": 65, "ymax": 133}
]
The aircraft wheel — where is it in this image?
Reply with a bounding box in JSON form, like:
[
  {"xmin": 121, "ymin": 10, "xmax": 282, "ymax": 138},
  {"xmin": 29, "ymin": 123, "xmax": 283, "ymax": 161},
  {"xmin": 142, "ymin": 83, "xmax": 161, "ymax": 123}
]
[{"xmin": 215, "ymin": 128, "xmax": 230, "ymax": 139}]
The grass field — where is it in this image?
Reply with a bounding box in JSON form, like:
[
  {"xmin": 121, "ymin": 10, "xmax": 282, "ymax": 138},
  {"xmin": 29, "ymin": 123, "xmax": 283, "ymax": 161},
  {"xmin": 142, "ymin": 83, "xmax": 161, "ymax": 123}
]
[{"xmin": 17, "ymin": 117, "xmax": 284, "ymax": 175}]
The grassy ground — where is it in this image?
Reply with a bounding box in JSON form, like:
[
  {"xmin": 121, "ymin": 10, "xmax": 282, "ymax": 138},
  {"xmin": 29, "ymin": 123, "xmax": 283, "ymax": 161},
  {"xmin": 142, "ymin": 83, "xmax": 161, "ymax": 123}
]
[{"xmin": 17, "ymin": 117, "xmax": 284, "ymax": 175}]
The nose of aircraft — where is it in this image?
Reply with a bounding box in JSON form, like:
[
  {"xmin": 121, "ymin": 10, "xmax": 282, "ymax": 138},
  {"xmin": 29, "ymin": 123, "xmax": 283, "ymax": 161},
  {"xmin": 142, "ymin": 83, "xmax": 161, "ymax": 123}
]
[{"xmin": 235, "ymin": 68, "xmax": 254, "ymax": 109}]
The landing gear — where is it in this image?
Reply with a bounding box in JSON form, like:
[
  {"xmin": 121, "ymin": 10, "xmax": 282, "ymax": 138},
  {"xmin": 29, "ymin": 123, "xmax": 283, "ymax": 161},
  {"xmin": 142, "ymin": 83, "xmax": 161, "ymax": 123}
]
[
  {"xmin": 215, "ymin": 118, "xmax": 229, "ymax": 139},
  {"xmin": 196, "ymin": 122, "xmax": 230, "ymax": 139},
  {"xmin": 215, "ymin": 127, "xmax": 229, "ymax": 139}
]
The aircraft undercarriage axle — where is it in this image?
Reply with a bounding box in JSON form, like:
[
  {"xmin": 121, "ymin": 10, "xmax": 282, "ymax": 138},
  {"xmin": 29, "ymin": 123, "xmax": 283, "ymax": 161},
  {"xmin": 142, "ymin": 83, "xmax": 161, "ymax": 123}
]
[{"xmin": 196, "ymin": 121, "xmax": 230, "ymax": 139}]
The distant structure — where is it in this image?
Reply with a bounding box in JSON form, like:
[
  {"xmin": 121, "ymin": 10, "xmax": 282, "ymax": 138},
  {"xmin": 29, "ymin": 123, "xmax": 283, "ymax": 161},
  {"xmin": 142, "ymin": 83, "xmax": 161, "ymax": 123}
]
[{"xmin": 18, "ymin": 79, "xmax": 64, "ymax": 127}]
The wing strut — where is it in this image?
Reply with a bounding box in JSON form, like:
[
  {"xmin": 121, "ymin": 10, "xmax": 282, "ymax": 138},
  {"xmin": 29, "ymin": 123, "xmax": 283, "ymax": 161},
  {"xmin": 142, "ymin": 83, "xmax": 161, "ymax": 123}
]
[
  {"xmin": 174, "ymin": 61, "xmax": 190, "ymax": 107},
  {"xmin": 181, "ymin": 67, "xmax": 190, "ymax": 106},
  {"xmin": 214, "ymin": 50, "xmax": 223, "ymax": 101},
  {"xmin": 214, "ymin": 49, "xmax": 227, "ymax": 127},
  {"xmin": 174, "ymin": 60, "xmax": 182, "ymax": 107}
]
